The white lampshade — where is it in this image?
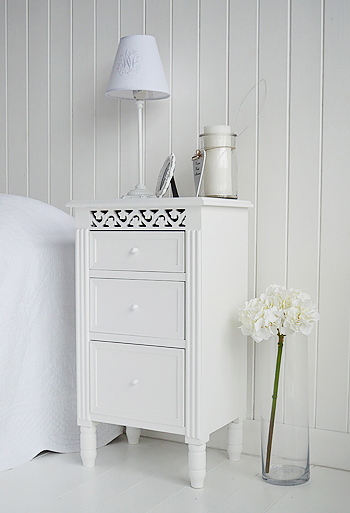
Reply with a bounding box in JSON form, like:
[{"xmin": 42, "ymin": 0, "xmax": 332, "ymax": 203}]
[{"xmin": 105, "ymin": 34, "xmax": 170, "ymax": 100}]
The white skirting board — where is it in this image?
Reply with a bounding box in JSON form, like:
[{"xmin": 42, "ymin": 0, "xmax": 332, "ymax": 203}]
[{"xmin": 143, "ymin": 419, "xmax": 350, "ymax": 472}]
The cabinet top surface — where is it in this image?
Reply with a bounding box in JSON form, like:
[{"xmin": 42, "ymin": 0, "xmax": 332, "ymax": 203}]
[{"xmin": 67, "ymin": 197, "xmax": 253, "ymax": 210}]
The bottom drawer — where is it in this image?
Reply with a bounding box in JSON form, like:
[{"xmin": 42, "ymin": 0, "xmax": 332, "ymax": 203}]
[{"xmin": 90, "ymin": 341, "xmax": 185, "ymax": 428}]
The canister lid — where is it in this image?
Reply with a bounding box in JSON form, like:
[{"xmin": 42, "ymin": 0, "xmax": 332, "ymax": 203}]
[{"xmin": 199, "ymin": 124, "xmax": 236, "ymax": 137}]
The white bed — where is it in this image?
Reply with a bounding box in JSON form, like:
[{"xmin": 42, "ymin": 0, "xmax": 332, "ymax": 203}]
[{"xmin": 0, "ymin": 194, "xmax": 121, "ymax": 472}]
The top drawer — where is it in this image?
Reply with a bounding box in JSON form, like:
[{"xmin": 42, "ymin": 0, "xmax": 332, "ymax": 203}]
[{"xmin": 90, "ymin": 231, "xmax": 185, "ymax": 273}]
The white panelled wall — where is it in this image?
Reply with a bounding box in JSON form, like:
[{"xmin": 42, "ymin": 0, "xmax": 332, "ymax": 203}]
[{"xmin": 1, "ymin": 0, "xmax": 349, "ymax": 470}]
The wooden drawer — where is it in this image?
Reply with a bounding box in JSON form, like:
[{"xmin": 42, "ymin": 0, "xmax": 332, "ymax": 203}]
[
  {"xmin": 90, "ymin": 231, "xmax": 184, "ymax": 272},
  {"xmin": 90, "ymin": 278, "xmax": 185, "ymax": 340},
  {"xmin": 90, "ymin": 341, "xmax": 185, "ymax": 427}
]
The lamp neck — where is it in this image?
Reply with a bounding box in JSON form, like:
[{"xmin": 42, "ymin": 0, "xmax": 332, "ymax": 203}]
[{"xmin": 136, "ymin": 99, "xmax": 145, "ymax": 187}]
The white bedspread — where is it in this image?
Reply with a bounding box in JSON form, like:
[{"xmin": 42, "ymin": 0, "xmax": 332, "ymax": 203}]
[{"xmin": 0, "ymin": 194, "xmax": 121, "ymax": 472}]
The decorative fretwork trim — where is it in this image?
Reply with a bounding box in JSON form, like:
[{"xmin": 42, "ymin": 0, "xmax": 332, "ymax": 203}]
[{"xmin": 90, "ymin": 208, "xmax": 186, "ymax": 229}]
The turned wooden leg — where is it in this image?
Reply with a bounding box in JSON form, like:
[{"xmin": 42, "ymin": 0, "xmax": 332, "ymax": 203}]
[
  {"xmin": 80, "ymin": 424, "xmax": 97, "ymax": 467},
  {"xmin": 227, "ymin": 420, "xmax": 243, "ymax": 461},
  {"xmin": 126, "ymin": 426, "xmax": 141, "ymax": 445},
  {"xmin": 188, "ymin": 443, "xmax": 206, "ymax": 488}
]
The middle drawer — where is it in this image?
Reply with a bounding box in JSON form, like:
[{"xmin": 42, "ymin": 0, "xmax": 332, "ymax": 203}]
[{"xmin": 90, "ymin": 278, "xmax": 185, "ymax": 340}]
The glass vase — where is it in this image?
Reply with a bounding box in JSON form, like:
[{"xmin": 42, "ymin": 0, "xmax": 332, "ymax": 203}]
[{"xmin": 257, "ymin": 331, "xmax": 310, "ymax": 485}]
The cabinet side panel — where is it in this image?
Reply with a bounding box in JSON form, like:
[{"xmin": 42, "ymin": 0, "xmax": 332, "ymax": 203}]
[
  {"xmin": 200, "ymin": 206, "xmax": 248, "ymax": 436},
  {"xmin": 76, "ymin": 227, "xmax": 91, "ymax": 426},
  {"xmin": 185, "ymin": 229, "xmax": 202, "ymax": 441}
]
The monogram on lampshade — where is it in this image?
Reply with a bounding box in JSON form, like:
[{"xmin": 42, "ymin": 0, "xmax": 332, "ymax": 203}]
[{"xmin": 106, "ymin": 35, "xmax": 170, "ymax": 100}]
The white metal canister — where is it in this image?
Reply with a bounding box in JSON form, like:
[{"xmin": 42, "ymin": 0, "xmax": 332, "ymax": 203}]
[{"xmin": 199, "ymin": 125, "xmax": 238, "ymax": 198}]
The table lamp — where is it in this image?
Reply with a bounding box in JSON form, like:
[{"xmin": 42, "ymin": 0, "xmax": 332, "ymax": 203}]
[{"xmin": 105, "ymin": 34, "xmax": 170, "ymax": 198}]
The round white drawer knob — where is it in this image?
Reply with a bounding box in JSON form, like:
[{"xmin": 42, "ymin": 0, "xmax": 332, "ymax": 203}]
[
  {"xmin": 130, "ymin": 304, "xmax": 139, "ymax": 311},
  {"xmin": 130, "ymin": 379, "xmax": 139, "ymax": 386},
  {"xmin": 130, "ymin": 247, "xmax": 139, "ymax": 254}
]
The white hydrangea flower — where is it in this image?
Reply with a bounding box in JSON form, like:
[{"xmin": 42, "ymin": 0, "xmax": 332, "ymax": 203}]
[
  {"xmin": 238, "ymin": 284, "xmax": 319, "ymax": 342},
  {"xmin": 284, "ymin": 298, "xmax": 320, "ymax": 335}
]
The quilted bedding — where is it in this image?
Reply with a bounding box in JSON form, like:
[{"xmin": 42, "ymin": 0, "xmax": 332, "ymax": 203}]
[{"xmin": 0, "ymin": 194, "xmax": 121, "ymax": 472}]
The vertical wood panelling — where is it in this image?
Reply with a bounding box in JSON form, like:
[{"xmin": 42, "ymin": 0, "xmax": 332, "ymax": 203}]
[
  {"xmin": 72, "ymin": 0, "xmax": 96, "ymax": 200},
  {"xmin": 0, "ymin": 1, "xmax": 7, "ymax": 192},
  {"xmin": 50, "ymin": 0, "xmax": 71, "ymax": 211},
  {"xmin": 255, "ymin": 0, "xmax": 289, "ymax": 425},
  {"xmin": 28, "ymin": 0, "xmax": 49, "ymax": 203},
  {"xmin": 145, "ymin": 0, "xmax": 172, "ymax": 195},
  {"xmin": 2, "ymin": 0, "xmax": 350, "ymax": 447},
  {"xmin": 287, "ymin": 0, "xmax": 322, "ymax": 428},
  {"xmin": 229, "ymin": 0, "xmax": 258, "ymax": 189},
  {"xmin": 316, "ymin": 0, "xmax": 350, "ymax": 432},
  {"xmin": 256, "ymin": 0, "xmax": 289, "ymax": 291},
  {"xmin": 95, "ymin": 0, "xmax": 120, "ymax": 200},
  {"xmin": 7, "ymin": 0, "xmax": 27, "ymax": 196},
  {"xmin": 172, "ymin": 0, "xmax": 198, "ymax": 197},
  {"xmin": 199, "ymin": 0, "xmax": 228, "ymax": 128},
  {"xmin": 229, "ymin": 0, "xmax": 258, "ymax": 419},
  {"xmin": 119, "ymin": 0, "xmax": 144, "ymax": 197}
]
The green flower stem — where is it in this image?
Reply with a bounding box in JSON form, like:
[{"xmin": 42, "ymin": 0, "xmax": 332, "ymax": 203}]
[{"xmin": 265, "ymin": 333, "xmax": 285, "ymax": 474}]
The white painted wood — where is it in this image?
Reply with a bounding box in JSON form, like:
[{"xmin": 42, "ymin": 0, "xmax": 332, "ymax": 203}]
[
  {"xmin": 188, "ymin": 443, "xmax": 206, "ymax": 489},
  {"xmin": 90, "ymin": 341, "xmax": 185, "ymax": 428},
  {"xmin": 90, "ymin": 278, "xmax": 185, "ymax": 339},
  {"xmin": 200, "ymin": 0, "xmax": 228, "ymax": 127},
  {"xmin": 80, "ymin": 424, "xmax": 97, "ymax": 467},
  {"xmin": 90, "ymin": 231, "xmax": 185, "ymax": 272},
  {"xmin": 145, "ymin": 0, "xmax": 171, "ymax": 194},
  {"xmin": 229, "ymin": 0, "xmax": 258, "ymax": 285},
  {"xmin": 254, "ymin": 0, "xmax": 289, "ymax": 429},
  {"xmin": 90, "ymin": 269, "xmax": 186, "ymax": 283},
  {"xmin": 2, "ymin": 0, "xmax": 350, "ymax": 471},
  {"xmin": 69, "ymin": 196, "xmax": 251, "ymax": 210},
  {"xmin": 0, "ymin": 0, "xmax": 6, "ymax": 193},
  {"xmin": 316, "ymin": 0, "xmax": 350, "ymax": 433},
  {"xmin": 89, "ymin": 205, "xmax": 187, "ymax": 230},
  {"xmin": 172, "ymin": 0, "xmax": 198, "ymax": 197},
  {"xmin": 6, "ymin": 0, "xmax": 27, "ymax": 196},
  {"xmin": 229, "ymin": 0, "xmax": 258, "ymax": 422},
  {"xmin": 1, "ymin": 440, "xmax": 350, "ymax": 513},
  {"xmin": 50, "ymin": 0, "xmax": 72, "ymax": 211},
  {"xmin": 200, "ymin": 205, "xmax": 248, "ymax": 438},
  {"xmin": 72, "ymin": 0, "xmax": 96, "ymax": 200},
  {"xmin": 126, "ymin": 426, "xmax": 141, "ymax": 445},
  {"xmin": 27, "ymin": 0, "xmax": 49, "ymax": 203},
  {"xmin": 72, "ymin": 198, "xmax": 250, "ymax": 486},
  {"xmin": 227, "ymin": 419, "xmax": 243, "ymax": 461},
  {"xmin": 185, "ymin": 229, "xmax": 202, "ymax": 441},
  {"xmin": 76, "ymin": 228, "xmax": 91, "ymax": 426},
  {"xmin": 95, "ymin": 0, "xmax": 120, "ymax": 200},
  {"xmin": 286, "ymin": 0, "xmax": 322, "ymax": 430},
  {"xmin": 87, "ymin": 330, "xmax": 186, "ymax": 350},
  {"xmin": 256, "ymin": 0, "xmax": 289, "ymax": 291},
  {"xmin": 229, "ymin": 0, "xmax": 258, "ymax": 137}
]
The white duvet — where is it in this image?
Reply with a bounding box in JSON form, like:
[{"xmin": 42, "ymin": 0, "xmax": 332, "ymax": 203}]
[{"xmin": 0, "ymin": 194, "xmax": 121, "ymax": 472}]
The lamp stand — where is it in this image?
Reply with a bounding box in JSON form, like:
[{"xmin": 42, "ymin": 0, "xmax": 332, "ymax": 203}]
[{"xmin": 123, "ymin": 98, "xmax": 155, "ymax": 198}]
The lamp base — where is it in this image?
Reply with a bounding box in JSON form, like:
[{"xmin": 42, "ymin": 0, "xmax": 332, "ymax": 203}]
[{"xmin": 122, "ymin": 183, "xmax": 156, "ymax": 199}]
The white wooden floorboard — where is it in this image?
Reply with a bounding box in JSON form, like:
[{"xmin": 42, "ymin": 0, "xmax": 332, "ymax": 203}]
[
  {"xmin": 93, "ymin": 443, "xmax": 232, "ymax": 513},
  {"xmin": 30, "ymin": 437, "xmax": 187, "ymax": 513},
  {"xmin": 0, "ymin": 436, "xmax": 349, "ymax": 513},
  {"xmin": 147, "ymin": 458, "xmax": 258, "ymax": 513},
  {"xmin": 0, "ymin": 435, "xmax": 150, "ymax": 513}
]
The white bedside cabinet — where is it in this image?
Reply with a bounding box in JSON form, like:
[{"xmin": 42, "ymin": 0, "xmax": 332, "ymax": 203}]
[{"xmin": 69, "ymin": 197, "xmax": 251, "ymax": 488}]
